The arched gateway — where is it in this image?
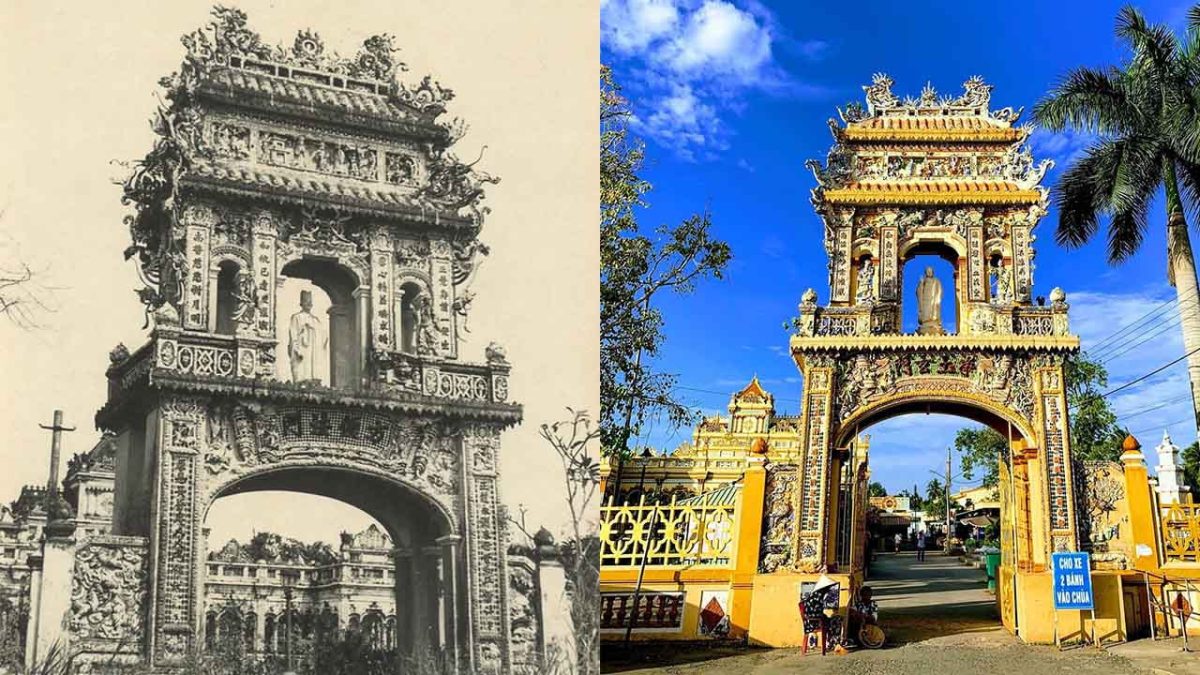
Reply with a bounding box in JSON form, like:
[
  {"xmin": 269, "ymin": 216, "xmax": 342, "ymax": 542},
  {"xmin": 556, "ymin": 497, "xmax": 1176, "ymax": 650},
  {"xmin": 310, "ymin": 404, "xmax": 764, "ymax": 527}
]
[
  {"xmin": 599, "ymin": 75, "xmax": 1090, "ymax": 646},
  {"xmin": 794, "ymin": 73, "xmax": 1078, "ymax": 588},
  {"xmin": 27, "ymin": 9, "xmax": 523, "ymax": 673}
]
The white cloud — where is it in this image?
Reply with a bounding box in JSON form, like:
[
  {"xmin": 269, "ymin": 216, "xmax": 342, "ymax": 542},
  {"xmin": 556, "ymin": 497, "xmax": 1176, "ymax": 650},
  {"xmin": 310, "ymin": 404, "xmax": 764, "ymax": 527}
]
[
  {"xmin": 1030, "ymin": 127, "xmax": 1097, "ymax": 172},
  {"xmin": 658, "ymin": 1, "xmax": 773, "ymax": 81},
  {"xmin": 603, "ymin": 0, "xmax": 803, "ymax": 159},
  {"xmin": 601, "ymin": 0, "xmax": 681, "ymax": 55},
  {"xmin": 632, "ymin": 83, "xmax": 726, "ymax": 160}
]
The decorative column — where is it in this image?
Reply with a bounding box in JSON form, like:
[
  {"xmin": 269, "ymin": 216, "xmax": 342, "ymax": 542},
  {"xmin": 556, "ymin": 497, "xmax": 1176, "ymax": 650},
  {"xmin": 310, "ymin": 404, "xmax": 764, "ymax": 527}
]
[
  {"xmin": 730, "ymin": 459, "xmax": 765, "ymax": 637},
  {"xmin": 1120, "ymin": 435, "xmax": 1162, "ymax": 571},
  {"xmin": 437, "ymin": 534, "xmax": 462, "ymax": 672},
  {"xmin": 429, "ymin": 239, "xmax": 457, "ymax": 358},
  {"xmin": 369, "ymin": 229, "xmax": 396, "ymax": 354},
  {"xmin": 247, "ymin": 210, "xmax": 278, "ymax": 380},
  {"xmin": 23, "ymin": 519, "xmax": 78, "ymax": 672},
  {"xmin": 1034, "ymin": 365, "xmax": 1078, "ymax": 554},
  {"xmin": 1154, "ymin": 431, "xmax": 1191, "ymax": 505},
  {"xmin": 462, "ymin": 424, "xmax": 510, "ymax": 674},
  {"xmin": 879, "ymin": 225, "xmax": 899, "ymax": 301},
  {"xmin": 180, "ymin": 205, "xmax": 215, "ymax": 331},
  {"xmin": 534, "ymin": 533, "xmax": 575, "ymax": 669},
  {"xmin": 150, "ymin": 397, "xmax": 205, "ymax": 666},
  {"xmin": 795, "ymin": 364, "xmax": 834, "ymax": 571},
  {"xmin": 1011, "ymin": 225, "xmax": 1033, "ymax": 302}
]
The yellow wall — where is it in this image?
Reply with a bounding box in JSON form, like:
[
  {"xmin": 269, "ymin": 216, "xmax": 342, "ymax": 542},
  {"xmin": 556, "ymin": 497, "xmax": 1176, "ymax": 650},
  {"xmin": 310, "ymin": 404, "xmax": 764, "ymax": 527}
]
[
  {"xmin": 745, "ymin": 572, "xmax": 857, "ymax": 648},
  {"xmin": 1011, "ymin": 569, "xmax": 1124, "ymax": 644}
]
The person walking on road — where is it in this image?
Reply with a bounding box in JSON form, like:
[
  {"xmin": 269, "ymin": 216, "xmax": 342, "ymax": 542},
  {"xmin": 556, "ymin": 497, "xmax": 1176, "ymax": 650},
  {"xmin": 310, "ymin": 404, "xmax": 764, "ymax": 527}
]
[
  {"xmin": 916, "ymin": 530, "xmax": 927, "ymax": 562},
  {"xmin": 893, "ymin": 532, "xmax": 902, "ymax": 553}
]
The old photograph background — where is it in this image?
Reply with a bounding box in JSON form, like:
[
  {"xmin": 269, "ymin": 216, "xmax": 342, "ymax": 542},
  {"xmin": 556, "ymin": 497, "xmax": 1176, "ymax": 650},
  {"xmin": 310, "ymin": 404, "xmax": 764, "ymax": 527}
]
[{"xmin": 0, "ymin": 0, "xmax": 599, "ymax": 543}]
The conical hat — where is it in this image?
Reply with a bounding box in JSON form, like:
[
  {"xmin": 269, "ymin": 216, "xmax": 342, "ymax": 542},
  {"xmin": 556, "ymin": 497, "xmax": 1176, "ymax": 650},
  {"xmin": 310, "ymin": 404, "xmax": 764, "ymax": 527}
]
[{"xmin": 813, "ymin": 574, "xmax": 839, "ymax": 593}]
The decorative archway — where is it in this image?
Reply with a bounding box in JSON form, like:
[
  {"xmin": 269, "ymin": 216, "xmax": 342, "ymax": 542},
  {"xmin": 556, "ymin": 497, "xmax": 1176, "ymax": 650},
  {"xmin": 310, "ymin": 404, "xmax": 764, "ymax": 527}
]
[
  {"xmin": 202, "ymin": 464, "xmax": 454, "ymax": 662},
  {"xmin": 794, "ymin": 74, "xmax": 1078, "ymax": 641}
]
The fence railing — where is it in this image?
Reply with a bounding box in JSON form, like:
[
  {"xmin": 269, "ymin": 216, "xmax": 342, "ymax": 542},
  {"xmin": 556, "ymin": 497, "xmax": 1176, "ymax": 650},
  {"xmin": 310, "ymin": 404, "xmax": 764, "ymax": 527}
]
[
  {"xmin": 599, "ymin": 494, "xmax": 738, "ymax": 568},
  {"xmin": 1159, "ymin": 501, "xmax": 1200, "ymax": 563}
]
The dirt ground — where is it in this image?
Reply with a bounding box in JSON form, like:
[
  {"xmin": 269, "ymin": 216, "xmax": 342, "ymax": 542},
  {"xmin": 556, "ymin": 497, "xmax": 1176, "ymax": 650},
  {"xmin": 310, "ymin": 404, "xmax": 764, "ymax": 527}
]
[{"xmin": 601, "ymin": 551, "xmax": 1153, "ymax": 674}]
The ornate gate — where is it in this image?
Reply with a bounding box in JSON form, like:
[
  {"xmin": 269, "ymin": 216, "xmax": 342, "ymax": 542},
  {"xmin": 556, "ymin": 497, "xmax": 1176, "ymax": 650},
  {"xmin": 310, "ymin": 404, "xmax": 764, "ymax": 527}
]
[
  {"xmin": 84, "ymin": 8, "xmax": 520, "ymax": 672},
  {"xmin": 794, "ymin": 75, "xmax": 1082, "ymax": 623}
]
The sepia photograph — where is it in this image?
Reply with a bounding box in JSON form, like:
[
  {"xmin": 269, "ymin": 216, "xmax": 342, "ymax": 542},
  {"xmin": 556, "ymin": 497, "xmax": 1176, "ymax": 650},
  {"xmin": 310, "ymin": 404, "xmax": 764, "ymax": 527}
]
[{"xmin": 0, "ymin": 2, "xmax": 597, "ymax": 674}]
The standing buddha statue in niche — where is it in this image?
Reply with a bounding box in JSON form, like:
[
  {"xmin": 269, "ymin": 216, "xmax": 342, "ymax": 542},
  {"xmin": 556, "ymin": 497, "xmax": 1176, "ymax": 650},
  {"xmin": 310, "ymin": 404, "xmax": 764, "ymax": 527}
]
[
  {"xmin": 916, "ymin": 267, "xmax": 943, "ymax": 335},
  {"xmin": 288, "ymin": 289, "xmax": 327, "ymax": 384},
  {"xmin": 855, "ymin": 258, "xmax": 876, "ymax": 304}
]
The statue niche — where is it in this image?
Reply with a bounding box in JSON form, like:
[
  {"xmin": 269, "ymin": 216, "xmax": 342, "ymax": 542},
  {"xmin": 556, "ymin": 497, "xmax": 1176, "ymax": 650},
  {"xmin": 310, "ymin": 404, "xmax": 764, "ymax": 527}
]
[
  {"xmin": 278, "ymin": 259, "xmax": 363, "ymax": 388},
  {"xmin": 288, "ymin": 289, "xmax": 328, "ymax": 384},
  {"xmin": 915, "ymin": 266, "xmax": 944, "ymax": 335}
]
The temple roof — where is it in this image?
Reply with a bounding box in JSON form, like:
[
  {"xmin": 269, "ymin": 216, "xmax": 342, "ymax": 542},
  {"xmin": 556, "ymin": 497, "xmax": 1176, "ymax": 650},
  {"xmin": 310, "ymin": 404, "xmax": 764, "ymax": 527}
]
[
  {"xmin": 196, "ymin": 66, "xmax": 447, "ymax": 140},
  {"xmin": 822, "ymin": 182, "xmax": 1044, "ymax": 206},
  {"xmin": 181, "ymin": 161, "xmax": 475, "ymax": 228},
  {"xmin": 735, "ymin": 375, "xmax": 770, "ymax": 402}
]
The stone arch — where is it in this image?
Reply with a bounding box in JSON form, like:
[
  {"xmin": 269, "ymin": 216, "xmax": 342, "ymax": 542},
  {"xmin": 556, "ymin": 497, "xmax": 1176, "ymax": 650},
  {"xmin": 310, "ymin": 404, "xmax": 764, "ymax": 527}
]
[
  {"xmin": 834, "ymin": 387, "xmax": 1035, "ymax": 449},
  {"xmin": 199, "ymin": 462, "xmax": 461, "ymax": 664},
  {"xmin": 203, "ymin": 462, "xmax": 457, "ymax": 540}
]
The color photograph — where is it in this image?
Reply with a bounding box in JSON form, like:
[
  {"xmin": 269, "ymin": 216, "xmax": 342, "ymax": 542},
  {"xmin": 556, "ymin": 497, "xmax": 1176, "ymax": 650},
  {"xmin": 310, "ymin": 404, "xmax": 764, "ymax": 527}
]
[{"xmin": 600, "ymin": 1, "xmax": 1200, "ymax": 673}]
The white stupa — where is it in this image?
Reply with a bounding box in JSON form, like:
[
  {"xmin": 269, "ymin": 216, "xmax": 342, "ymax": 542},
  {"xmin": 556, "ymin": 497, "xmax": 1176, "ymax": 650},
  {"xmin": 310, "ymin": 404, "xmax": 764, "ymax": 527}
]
[{"xmin": 1154, "ymin": 430, "xmax": 1191, "ymax": 505}]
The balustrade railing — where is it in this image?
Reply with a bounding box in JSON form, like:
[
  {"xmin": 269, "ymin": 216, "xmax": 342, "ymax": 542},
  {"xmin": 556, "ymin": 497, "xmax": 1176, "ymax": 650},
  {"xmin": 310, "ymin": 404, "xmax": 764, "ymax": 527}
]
[
  {"xmin": 103, "ymin": 329, "xmax": 511, "ymax": 406},
  {"xmin": 793, "ymin": 301, "xmax": 1070, "ymax": 338},
  {"xmin": 1159, "ymin": 501, "xmax": 1200, "ymax": 563},
  {"xmin": 599, "ymin": 493, "xmax": 738, "ymax": 568}
]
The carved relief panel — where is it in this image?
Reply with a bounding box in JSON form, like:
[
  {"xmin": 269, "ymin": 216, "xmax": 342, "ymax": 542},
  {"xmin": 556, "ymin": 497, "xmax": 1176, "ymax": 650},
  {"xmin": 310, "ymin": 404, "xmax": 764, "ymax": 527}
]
[
  {"xmin": 795, "ymin": 364, "xmax": 833, "ymax": 571},
  {"xmin": 1034, "ymin": 362, "xmax": 1078, "ymax": 552},
  {"xmin": 205, "ymin": 117, "xmax": 427, "ymax": 189},
  {"xmin": 462, "ymin": 424, "xmax": 512, "ymax": 673}
]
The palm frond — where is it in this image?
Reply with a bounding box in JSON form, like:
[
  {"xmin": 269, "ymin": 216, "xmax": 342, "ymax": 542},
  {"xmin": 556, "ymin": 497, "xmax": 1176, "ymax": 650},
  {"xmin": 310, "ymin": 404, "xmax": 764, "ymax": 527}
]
[
  {"xmin": 1032, "ymin": 66, "xmax": 1140, "ymax": 134},
  {"xmin": 1116, "ymin": 5, "xmax": 1182, "ymax": 81},
  {"xmin": 1107, "ymin": 176, "xmax": 1156, "ymax": 262},
  {"xmin": 1053, "ymin": 136, "xmax": 1161, "ymax": 257},
  {"xmin": 1188, "ymin": 3, "xmax": 1200, "ymax": 34}
]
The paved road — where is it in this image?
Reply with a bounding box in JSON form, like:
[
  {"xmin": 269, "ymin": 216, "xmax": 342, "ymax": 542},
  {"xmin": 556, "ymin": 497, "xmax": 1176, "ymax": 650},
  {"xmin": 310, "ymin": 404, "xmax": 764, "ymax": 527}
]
[{"xmin": 602, "ymin": 552, "xmax": 1148, "ymax": 674}]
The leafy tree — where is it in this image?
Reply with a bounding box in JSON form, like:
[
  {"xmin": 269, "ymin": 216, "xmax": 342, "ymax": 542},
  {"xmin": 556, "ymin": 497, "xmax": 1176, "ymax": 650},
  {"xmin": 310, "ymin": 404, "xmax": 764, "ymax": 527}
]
[
  {"xmin": 868, "ymin": 481, "xmax": 887, "ymax": 498},
  {"xmin": 924, "ymin": 478, "xmax": 949, "ymax": 527},
  {"xmin": 1033, "ymin": 6, "xmax": 1200, "ymax": 434},
  {"xmin": 1182, "ymin": 440, "xmax": 1200, "ymax": 491},
  {"xmin": 600, "ymin": 66, "xmax": 731, "ymax": 464},
  {"xmin": 958, "ymin": 354, "xmax": 1122, "ymax": 486}
]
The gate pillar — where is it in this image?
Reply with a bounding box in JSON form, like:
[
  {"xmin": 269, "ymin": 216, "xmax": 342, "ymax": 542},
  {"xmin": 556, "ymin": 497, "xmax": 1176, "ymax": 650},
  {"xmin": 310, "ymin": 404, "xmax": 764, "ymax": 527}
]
[
  {"xmin": 795, "ymin": 364, "xmax": 835, "ymax": 572},
  {"xmin": 149, "ymin": 397, "xmax": 206, "ymax": 666}
]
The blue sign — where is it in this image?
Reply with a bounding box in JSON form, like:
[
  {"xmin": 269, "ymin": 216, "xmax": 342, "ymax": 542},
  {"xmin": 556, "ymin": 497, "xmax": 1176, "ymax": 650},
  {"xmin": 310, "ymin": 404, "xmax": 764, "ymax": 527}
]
[{"xmin": 1052, "ymin": 552, "xmax": 1093, "ymax": 610}]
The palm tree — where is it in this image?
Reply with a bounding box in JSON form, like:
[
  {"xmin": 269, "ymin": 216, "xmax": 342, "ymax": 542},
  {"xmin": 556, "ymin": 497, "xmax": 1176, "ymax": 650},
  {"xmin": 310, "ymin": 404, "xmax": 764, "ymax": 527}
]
[{"xmin": 1033, "ymin": 5, "xmax": 1200, "ymax": 433}]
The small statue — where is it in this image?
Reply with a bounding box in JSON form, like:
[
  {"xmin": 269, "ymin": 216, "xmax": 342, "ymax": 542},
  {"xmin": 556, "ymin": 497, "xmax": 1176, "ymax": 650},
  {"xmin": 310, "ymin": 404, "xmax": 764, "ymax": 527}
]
[
  {"xmin": 855, "ymin": 258, "xmax": 876, "ymax": 304},
  {"xmin": 288, "ymin": 290, "xmax": 327, "ymax": 384},
  {"xmin": 916, "ymin": 267, "xmax": 943, "ymax": 335}
]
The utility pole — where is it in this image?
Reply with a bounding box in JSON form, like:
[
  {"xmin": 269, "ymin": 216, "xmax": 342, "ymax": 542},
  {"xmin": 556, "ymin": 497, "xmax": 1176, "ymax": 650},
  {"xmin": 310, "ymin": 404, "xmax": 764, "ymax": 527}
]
[{"xmin": 945, "ymin": 446, "xmax": 952, "ymax": 554}]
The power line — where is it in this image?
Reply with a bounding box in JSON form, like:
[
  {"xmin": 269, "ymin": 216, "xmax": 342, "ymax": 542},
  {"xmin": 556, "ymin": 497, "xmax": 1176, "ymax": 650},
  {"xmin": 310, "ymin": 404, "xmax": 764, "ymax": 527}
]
[
  {"xmin": 1086, "ymin": 296, "xmax": 1179, "ymax": 357},
  {"xmin": 1096, "ymin": 345, "xmax": 1200, "ymax": 401},
  {"xmin": 1098, "ymin": 314, "xmax": 1182, "ymax": 365}
]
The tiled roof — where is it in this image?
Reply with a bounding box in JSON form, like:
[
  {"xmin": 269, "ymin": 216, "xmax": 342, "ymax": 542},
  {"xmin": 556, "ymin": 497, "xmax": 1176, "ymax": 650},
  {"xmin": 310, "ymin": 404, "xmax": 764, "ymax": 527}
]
[
  {"xmin": 182, "ymin": 162, "xmax": 473, "ymax": 227},
  {"xmin": 842, "ymin": 118, "xmax": 1024, "ymax": 143},
  {"xmin": 822, "ymin": 182, "xmax": 1043, "ymax": 205},
  {"xmin": 198, "ymin": 68, "xmax": 443, "ymax": 138}
]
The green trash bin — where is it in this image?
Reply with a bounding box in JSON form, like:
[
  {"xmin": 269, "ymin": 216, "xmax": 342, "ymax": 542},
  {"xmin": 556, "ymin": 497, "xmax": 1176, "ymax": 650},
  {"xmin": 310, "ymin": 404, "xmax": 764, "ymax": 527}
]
[{"xmin": 984, "ymin": 552, "xmax": 1001, "ymax": 592}]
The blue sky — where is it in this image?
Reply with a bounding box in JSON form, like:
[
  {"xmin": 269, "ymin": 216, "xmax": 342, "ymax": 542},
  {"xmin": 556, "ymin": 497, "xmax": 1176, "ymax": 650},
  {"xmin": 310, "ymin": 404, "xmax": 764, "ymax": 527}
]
[{"xmin": 602, "ymin": 0, "xmax": 1198, "ymax": 495}]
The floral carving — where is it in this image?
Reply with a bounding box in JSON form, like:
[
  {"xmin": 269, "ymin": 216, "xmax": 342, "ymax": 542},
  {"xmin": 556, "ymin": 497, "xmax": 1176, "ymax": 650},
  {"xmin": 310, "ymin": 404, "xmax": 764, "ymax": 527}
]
[{"xmin": 71, "ymin": 539, "xmax": 148, "ymax": 641}]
